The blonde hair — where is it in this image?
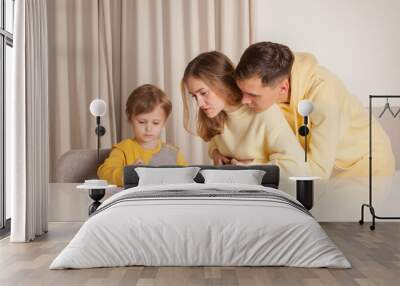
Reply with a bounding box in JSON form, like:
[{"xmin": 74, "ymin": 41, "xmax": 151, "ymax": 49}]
[
  {"xmin": 126, "ymin": 84, "xmax": 172, "ymax": 120},
  {"xmin": 181, "ymin": 51, "xmax": 242, "ymax": 141}
]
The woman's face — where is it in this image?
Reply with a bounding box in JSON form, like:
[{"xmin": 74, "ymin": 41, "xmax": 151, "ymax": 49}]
[{"xmin": 185, "ymin": 77, "xmax": 226, "ymax": 118}]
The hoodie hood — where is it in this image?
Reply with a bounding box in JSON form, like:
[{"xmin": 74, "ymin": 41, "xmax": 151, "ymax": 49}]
[
  {"xmin": 290, "ymin": 52, "xmax": 319, "ymax": 106},
  {"xmin": 287, "ymin": 53, "xmax": 319, "ymax": 139}
]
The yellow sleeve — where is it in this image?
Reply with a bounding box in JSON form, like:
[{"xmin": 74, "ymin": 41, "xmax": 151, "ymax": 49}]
[
  {"xmin": 251, "ymin": 158, "xmax": 268, "ymax": 164},
  {"xmin": 97, "ymin": 147, "xmax": 127, "ymax": 187},
  {"xmin": 305, "ymin": 79, "xmax": 347, "ymax": 178},
  {"xmin": 176, "ymin": 150, "xmax": 188, "ymax": 166},
  {"xmin": 261, "ymin": 104, "xmax": 310, "ymax": 178}
]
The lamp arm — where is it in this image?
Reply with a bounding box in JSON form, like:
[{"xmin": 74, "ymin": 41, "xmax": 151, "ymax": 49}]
[
  {"xmin": 96, "ymin": 116, "xmax": 100, "ymax": 163},
  {"xmin": 94, "ymin": 116, "xmax": 106, "ymax": 163},
  {"xmin": 305, "ymin": 127, "xmax": 307, "ymax": 162}
]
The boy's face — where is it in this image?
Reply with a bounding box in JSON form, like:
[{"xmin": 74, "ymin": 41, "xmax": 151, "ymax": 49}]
[
  {"xmin": 130, "ymin": 105, "xmax": 166, "ymax": 145},
  {"xmin": 236, "ymin": 76, "xmax": 289, "ymax": 112}
]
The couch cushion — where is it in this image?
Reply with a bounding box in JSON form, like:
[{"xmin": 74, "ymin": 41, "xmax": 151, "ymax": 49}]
[{"xmin": 54, "ymin": 149, "xmax": 111, "ymax": 183}]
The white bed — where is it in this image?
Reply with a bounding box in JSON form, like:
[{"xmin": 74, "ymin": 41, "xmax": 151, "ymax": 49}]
[{"xmin": 50, "ymin": 183, "xmax": 350, "ymax": 269}]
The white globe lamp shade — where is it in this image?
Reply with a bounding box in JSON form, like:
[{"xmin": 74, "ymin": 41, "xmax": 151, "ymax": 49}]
[
  {"xmin": 89, "ymin": 99, "xmax": 107, "ymax": 117},
  {"xmin": 298, "ymin": 100, "xmax": 314, "ymax": 116}
]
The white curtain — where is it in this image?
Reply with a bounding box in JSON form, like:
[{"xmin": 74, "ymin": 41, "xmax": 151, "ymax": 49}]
[
  {"xmin": 10, "ymin": 0, "xmax": 49, "ymax": 242},
  {"xmin": 47, "ymin": 0, "xmax": 252, "ymax": 177},
  {"xmin": 116, "ymin": 0, "xmax": 252, "ymax": 164},
  {"xmin": 47, "ymin": 0, "xmax": 101, "ymax": 182}
]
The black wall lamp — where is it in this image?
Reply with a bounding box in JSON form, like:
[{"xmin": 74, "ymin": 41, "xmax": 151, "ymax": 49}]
[{"xmin": 89, "ymin": 99, "xmax": 107, "ymax": 163}]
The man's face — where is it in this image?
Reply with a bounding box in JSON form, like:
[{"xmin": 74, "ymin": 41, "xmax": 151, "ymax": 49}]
[{"xmin": 236, "ymin": 76, "xmax": 288, "ymax": 112}]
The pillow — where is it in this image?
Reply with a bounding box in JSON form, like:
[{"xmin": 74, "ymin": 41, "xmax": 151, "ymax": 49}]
[
  {"xmin": 135, "ymin": 167, "xmax": 201, "ymax": 186},
  {"xmin": 124, "ymin": 165, "xmax": 279, "ymax": 189},
  {"xmin": 200, "ymin": 169, "xmax": 266, "ymax": 185}
]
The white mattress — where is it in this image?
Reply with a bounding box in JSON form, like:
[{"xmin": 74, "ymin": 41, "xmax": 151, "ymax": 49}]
[{"xmin": 50, "ymin": 183, "xmax": 350, "ymax": 269}]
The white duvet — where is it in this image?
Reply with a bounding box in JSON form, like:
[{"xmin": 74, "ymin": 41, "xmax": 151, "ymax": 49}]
[{"xmin": 50, "ymin": 183, "xmax": 351, "ymax": 269}]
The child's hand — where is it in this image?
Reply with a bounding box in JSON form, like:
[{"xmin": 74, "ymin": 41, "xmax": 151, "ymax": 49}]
[
  {"xmin": 134, "ymin": 159, "xmax": 144, "ymax": 165},
  {"xmin": 231, "ymin": 158, "xmax": 253, "ymax": 166},
  {"xmin": 212, "ymin": 150, "xmax": 231, "ymax": 165}
]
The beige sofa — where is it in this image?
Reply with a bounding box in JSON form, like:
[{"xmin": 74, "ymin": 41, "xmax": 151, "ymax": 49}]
[{"xmin": 54, "ymin": 149, "xmax": 111, "ymax": 183}]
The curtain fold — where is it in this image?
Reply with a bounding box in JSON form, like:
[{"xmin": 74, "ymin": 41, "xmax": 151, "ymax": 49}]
[
  {"xmin": 10, "ymin": 0, "xmax": 49, "ymax": 242},
  {"xmin": 47, "ymin": 0, "xmax": 99, "ymax": 181},
  {"xmin": 99, "ymin": 0, "xmax": 121, "ymax": 145},
  {"xmin": 48, "ymin": 0, "xmax": 252, "ymax": 179}
]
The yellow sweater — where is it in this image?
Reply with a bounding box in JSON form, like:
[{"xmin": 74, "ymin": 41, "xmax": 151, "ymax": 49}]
[
  {"xmin": 209, "ymin": 104, "xmax": 310, "ymax": 178},
  {"xmin": 97, "ymin": 139, "xmax": 187, "ymax": 187},
  {"xmin": 280, "ymin": 53, "xmax": 395, "ymax": 178}
]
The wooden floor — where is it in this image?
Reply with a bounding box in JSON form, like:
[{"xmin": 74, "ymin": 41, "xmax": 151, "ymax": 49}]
[{"xmin": 0, "ymin": 222, "xmax": 399, "ymax": 286}]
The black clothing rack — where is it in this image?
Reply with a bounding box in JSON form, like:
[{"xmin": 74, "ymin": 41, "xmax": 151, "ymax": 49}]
[{"xmin": 359, "ymin": 95, "xmax": 400, "ymax": 230}]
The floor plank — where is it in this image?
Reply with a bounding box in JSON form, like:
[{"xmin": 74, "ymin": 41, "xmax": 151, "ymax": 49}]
[{"xmin": 0, "ymin": 222, "xmax": 399, "ymax": 286}]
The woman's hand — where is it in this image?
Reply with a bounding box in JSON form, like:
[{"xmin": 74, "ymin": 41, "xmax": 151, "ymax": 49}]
[
  {"xmin": 231, "ymin": 158, "xmax": 253, "ymax": 166},
  {"xmin": 212, "ymin": 149, "xmax": 231, "ymax": 165}
]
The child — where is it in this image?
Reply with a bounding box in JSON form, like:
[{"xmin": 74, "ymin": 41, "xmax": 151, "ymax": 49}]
[{"xmin": 97, "ymin": 84, "xmax": 187, "ymax": 187}]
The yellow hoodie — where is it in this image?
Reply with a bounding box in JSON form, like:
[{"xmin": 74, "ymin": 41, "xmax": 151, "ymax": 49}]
[
  {"xmin": 208, "ymin": 104, "xmax": 310, "ymax": 178},
  {"xmin": 279, "ymin": 53, "xmax": 395, "ymax": 178},
  {"xmin": 97, "ymin": 139, "xmax": 187, "ymax": 187}
]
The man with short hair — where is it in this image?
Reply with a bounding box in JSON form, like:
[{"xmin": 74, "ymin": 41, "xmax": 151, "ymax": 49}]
[{"xmin": 233, "ymin": 41, "xmax": 394, "ymax": 178}]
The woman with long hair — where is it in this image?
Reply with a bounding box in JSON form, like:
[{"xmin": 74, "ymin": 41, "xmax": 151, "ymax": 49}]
[{"xmin": 181, "ymin": 51, "xmax": 308, "ymax": 177}]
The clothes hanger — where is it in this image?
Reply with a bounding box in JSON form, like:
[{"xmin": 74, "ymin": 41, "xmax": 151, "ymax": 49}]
[
  {"xmin": 394, "ymin": 106, "xmax": 400, "ymax": 118},
  {"xmin": 378, "ymin": 97, "xmax": 395, "ymax": 118}
]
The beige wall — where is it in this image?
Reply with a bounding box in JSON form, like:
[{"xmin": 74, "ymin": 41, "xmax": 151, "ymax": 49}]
[{"xmin": 253, "ymin": 0, "xmax": 400, "ymax": 107}]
